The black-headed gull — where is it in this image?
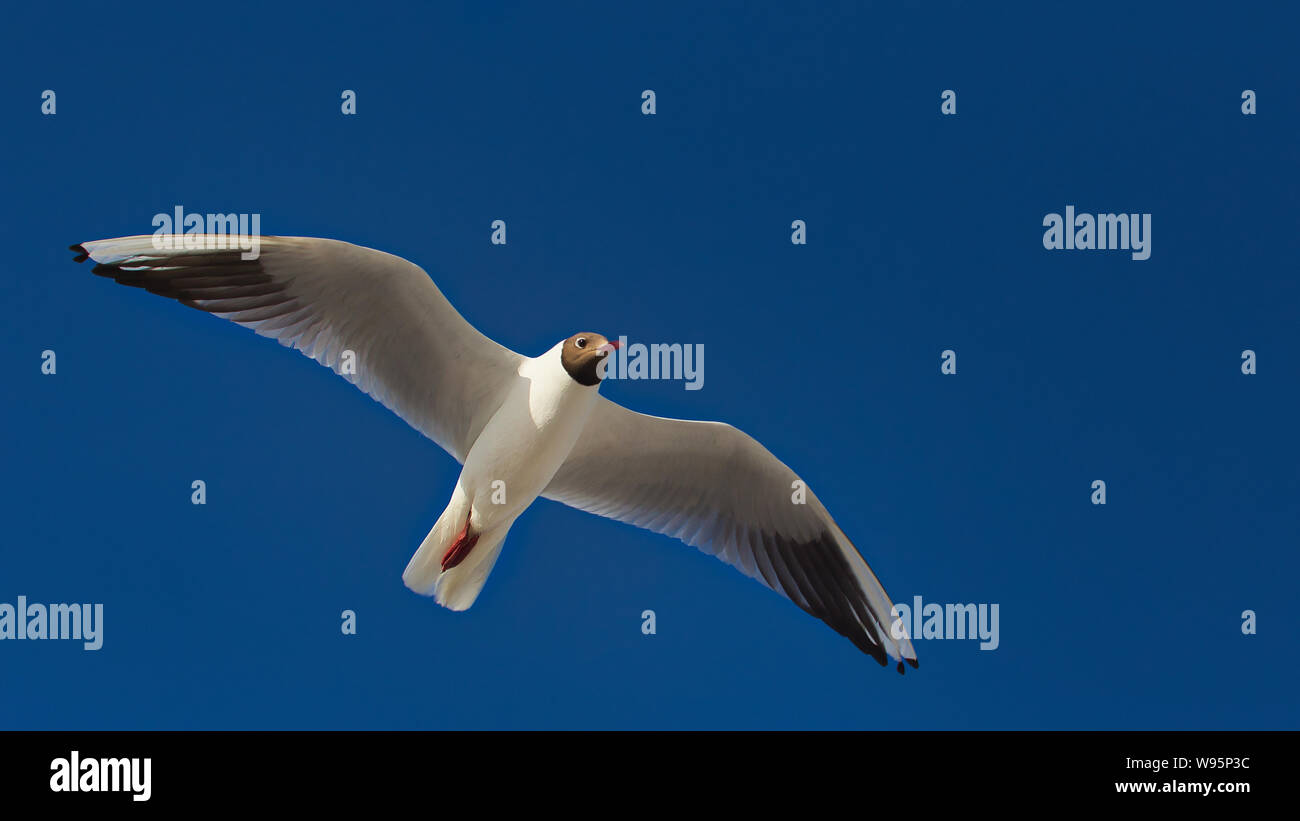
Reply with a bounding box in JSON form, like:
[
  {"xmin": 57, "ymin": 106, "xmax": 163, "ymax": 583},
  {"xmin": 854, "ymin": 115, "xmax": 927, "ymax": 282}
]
[{"xmin": 71, "ymin": 235, "xmax": 919, "ymax": 672}]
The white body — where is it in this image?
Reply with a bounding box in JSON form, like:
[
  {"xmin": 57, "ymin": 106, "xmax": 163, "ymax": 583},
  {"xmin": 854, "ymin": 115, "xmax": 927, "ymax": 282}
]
[{"xmin": 401, "ymin": 342, "xmax": 601, "ymax": 608}]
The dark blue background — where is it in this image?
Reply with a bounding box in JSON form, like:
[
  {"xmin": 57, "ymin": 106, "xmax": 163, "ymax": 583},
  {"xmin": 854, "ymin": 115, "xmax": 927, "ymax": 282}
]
[{"xmin": 2, "ymin": 1, "xmax": 1295, "ymax": 728}]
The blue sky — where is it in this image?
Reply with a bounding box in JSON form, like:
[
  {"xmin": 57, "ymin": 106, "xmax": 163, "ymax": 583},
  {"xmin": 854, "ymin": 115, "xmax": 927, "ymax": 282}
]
[{"xmin": 1, "ymin": 1, "xmax": 1296, "ymax": 729}]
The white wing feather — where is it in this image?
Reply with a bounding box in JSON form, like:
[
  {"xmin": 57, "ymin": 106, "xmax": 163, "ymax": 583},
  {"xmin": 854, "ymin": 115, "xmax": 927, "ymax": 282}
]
[
  {"xmin": 75, "ymin": 235, "xmax": 522, "ymax": 462},
  {"xmin": 543, "ymin": 397, "xmax": 918, "ymax": 668}
]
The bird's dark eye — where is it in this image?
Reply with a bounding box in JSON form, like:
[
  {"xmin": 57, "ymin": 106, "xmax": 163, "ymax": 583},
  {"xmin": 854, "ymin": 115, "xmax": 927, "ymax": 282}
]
[{"xmin": 576, "ymin": 337, "xmax": 587, "ymax": 348}]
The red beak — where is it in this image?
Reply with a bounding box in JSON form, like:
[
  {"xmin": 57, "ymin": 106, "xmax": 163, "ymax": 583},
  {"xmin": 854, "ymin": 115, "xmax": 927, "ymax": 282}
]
[{"xmin": 609, "ymin": 338, "xmax": 621, "ymax": 350}]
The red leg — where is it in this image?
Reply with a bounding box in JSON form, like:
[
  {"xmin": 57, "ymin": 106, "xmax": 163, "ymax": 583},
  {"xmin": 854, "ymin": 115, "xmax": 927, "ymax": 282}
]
[{"xmin": 440, "ymin": 514, "xmax": 480, "ymax": 571}]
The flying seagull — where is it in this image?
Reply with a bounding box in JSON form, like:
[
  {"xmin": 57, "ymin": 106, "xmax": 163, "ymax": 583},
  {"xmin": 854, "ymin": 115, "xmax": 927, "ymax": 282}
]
[{"xmin": 71, "ymin": 235, "xmax": 919, "ymax": 672}]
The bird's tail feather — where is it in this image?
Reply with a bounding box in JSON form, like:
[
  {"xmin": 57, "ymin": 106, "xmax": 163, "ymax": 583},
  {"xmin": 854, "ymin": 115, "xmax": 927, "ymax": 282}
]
[{"xmin": 402, "ymin": 506, "xmax": 514, "ymax": 611}]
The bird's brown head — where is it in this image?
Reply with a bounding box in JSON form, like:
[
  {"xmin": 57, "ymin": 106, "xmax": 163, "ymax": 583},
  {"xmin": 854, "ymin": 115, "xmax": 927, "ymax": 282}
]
[{"xmin": 560, "ymin": 332, "xmax": 619, "ymax": 386}]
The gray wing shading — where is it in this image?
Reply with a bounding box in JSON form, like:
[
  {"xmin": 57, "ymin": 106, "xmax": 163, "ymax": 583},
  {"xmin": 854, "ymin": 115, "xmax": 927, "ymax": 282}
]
[
  {"xmin": 72, "ymin": 235, "xmax": 522, "ymax": 462},
  {"xmin": 542, "ymin": 396, "xmax": 919, "ymax": 670}
]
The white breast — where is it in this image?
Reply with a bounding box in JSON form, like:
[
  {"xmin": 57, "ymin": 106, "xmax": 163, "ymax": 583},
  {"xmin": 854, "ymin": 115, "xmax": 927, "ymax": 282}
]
[{"xmin": 459, "ymin": 342, "xmax": 600, "ymax": 528}]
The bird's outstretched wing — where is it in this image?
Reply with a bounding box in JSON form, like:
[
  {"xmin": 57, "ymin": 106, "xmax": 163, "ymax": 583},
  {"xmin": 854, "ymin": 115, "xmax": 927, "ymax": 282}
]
[
  {"xmin": 72, "ymin": 235, "xmax": 522, "ymax": 462},
  {"xmin": 543, "ymin": 396, "xmax": 918, "ymax": 670}
]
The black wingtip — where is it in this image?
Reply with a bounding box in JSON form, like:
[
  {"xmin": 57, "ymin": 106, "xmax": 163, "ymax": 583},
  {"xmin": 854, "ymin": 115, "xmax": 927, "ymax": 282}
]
[
  {"xmin": 69, "ymin": 243, "xmax": 89, "ymax": 263},
  {"xmin": 896, "ymin": 660, "xmax": 905, "ymax": 675},
  {"xmin": 907, "ymin": 657, "xmax": 919, "ymax": 670}
]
